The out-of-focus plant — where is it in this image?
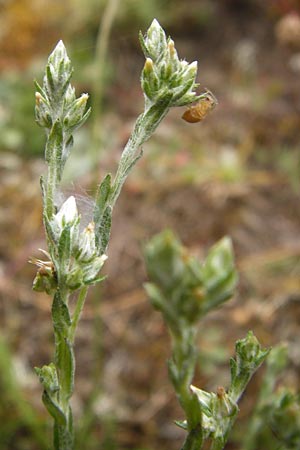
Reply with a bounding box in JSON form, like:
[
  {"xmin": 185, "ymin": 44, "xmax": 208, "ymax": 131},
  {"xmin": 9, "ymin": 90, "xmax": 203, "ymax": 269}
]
[
  {"xmin": 0, "ymin": 74, "xmax": 44, "ymax": 157},
  {"xmin": 32, "ymin": 19, "xmax": 208, "ymax": 450},
  {"xmin": 144, "ymin": 230, "xmax": 270, "ymax": 450},
  {"xmin": 244, "ymin": 343, "xmax": 300, "ymax": 450},
  {"xmin": 0, "ymin": 336, "xmax": 48, "ymax": 449}
]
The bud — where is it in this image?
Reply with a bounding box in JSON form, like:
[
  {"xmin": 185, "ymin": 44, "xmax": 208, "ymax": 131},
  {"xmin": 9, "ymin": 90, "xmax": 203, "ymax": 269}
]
[
  {"xmin": 50, "ymin": 196, "xmax": 79, "ymax": 243},
  {"xmin": 35, "ymin": 91, "xmax": 52, "ymax": 128},
  {"xmin": 168, "ymin": 39, "xmax": 177, "ymax": 59},
  {"xmin": 77, "ymin": 222, "xmax": 96, "ymax": 262},
  {"xmin": 140, "ymin": 19, "xmax": 168, "ymax": 62},
  {"xmin": 54, "ymin": 196, "xmax": 78, "ymax": 229},
  {"xmin": 229, "ymin": 331, "xmax": 270, "ymax": 402},
  {"xmin": 65, "ymin": 266, "xmax": 84, "ymax": 291},
  {"xmin": 140, "ymin": 20, "xmax": 201, "ymax": 107},
  {"xmin": 63, "ymin": 93, "xmax": 90, "ymax": 130},
  {"xmin": 64, "ymin": 84, "xmax": 76, "ymax": 105},
  {"xmin": 190, "ymin": 385, "xmax": 238, "ymax": 440},
  {"xmin": 35, "ymin": 362, "xmax": 59, "ymax": 394},
  {"xmin": 144, "ymin": 57, "xmax": 154, "ymax": 74},
  {"xmin": 213, "ymin": 386, "xmax": 238, "ymax": 420},
  {"xmin": 45, "ymin": 40, "xmax": 72, "ymax": 97},
  {"xmin": 211, "ymin": 387, "xmax": 238, "ymax": 441},
  {"xmin": 234, "ymin": 331, "xmax": 270, "ymax": 373},
  {"xmin": 66, "ymin": 254, "xmax": 107, "ymax": 290},
  {"xmin": 82, "ymin": 254, "xmax": 107, "ymax": 284},
  {"xmin": 48, "ymin": 40, "xmax": 70, "ymax": 69},
  {"xmin": 141, "ymin": 58, "xmax": 160, "ymax": 101},
  {"xmin": 35, "ymin": 92, "xmax": 44, "ymax": 105}
]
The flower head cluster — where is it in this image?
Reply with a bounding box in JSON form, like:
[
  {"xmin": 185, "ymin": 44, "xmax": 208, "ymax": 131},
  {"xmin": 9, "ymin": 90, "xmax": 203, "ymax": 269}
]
[
  {"xmin": 229, "ymin": 331, "xmax": 271, "ymax": 402},
  {"xmin": 33, "ymin": 196, "xmax": 107, "ymax": 294},
  {"xmin": 35, "ymin": 41, "xmax": 90, "ymax": 132},
  {"xmin": 140, "ymin": 19, "xmax": 200, "ymax": 107},
  {"xmin": 35, "ymin": 41, "xmax": 90, "ymax": 181},
  {"xmin": 144, "ymin": 230, "xmax": 237, "ymax": 333},
  {"xmin": 190, "ymin": 385, "xmax": 238, "ymax": 443}
]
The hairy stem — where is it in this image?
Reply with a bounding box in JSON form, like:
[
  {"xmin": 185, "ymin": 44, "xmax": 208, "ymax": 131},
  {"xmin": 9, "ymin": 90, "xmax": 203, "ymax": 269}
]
[
  {"xmin": 180, "ymin": 426, "xmax": 203, "ymax": 450},
  {"xmin": 109, "ymin": 99, "xmax": 171, "ymax": 207},
  {"xmin": 69, "ymin": 286, "xmax": 89, "ymax": 343}
]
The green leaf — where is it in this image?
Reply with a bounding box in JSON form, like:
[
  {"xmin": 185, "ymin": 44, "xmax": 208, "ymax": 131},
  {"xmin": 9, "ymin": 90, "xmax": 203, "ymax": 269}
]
[
  {"xmin": 60, "ymin": 71, "xmax": 74, "ymax": 100},
  {"xmin": 94, "ymin": 173, "xmax": 112, "ymax": 247},
  {"xmin": 187, "ymin": 391, "xmax": 202, "ymax": 430},
  {"xmin": 84, "ymin": 274, "xmax": 106, "ymax": 286},
  {"xmin": 202, "ymin": 237, "xmax": 235, "ymax": 280},
  {"xmin": 204, "ymin": 270, "xmax": 238, "ymax": 313},
  {"xmin": 45, "ymin": 64, "xmax": 55, "ymax": 96},
  {"xmin": 42, "ymin": 390, "xmax": 67, "ymax": 426},
  {"xmin": 34, "ymin": 79, "xmax": 45, "ymax": 96},
  {"xmin": 202, "ymin": 237, "xmax": 238, "ymax": 312},
  {"xmin": 175, "ymin": 420, "xmax": 188, "ymax": 430},
  {"xmin": 144, "ymin": 282, "xmax": 165, "ymax": 310},
  {"xmin": 52, "ymin": 291, "xmax": 71, "ymax": 334},
  {"xmin": 58, "ymin": 225, "xmax": 71, "ymax": 274},
  {"xmin": 98, "ymin": 206, "xmax": 112, "ymax": 254},
  {"xmin": 66, "ymin": 266, "xmax": 83, "ymax": 291},
  {"xmin": 144, "ymin": 229, "xmax": 186, "ymax": 291},
  {"xmin": 145, "ymin": 282, "xmax": 181, "ymax": 335}
]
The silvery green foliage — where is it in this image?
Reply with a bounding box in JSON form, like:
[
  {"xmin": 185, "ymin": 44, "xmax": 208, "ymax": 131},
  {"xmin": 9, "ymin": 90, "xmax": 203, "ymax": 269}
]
[
  {"xmin": 107, "ymin": 20, "xmax": 201, "ymax": 207},
  {"xmin": 32, "ymin": 20, "xmax": 205, "ymax": 450},
  {"xmin": 35, "ymin": 41, "xmax": 90, "ymax": 186},
  {"xmin": 245, "ymin": 344, "xmax": 300, "ymax": 450},
  {"xmin": 268, "ymin": 389, "xmax": 300, "ymax": 449},
  {"xmin": 144, "ymin": 231, "xmax": 270, "ymax": 450},
  {"xmin": 33, "ymin": 40, "xmax": 114, "ymax": 449},
  {"xmin": 144, "ymin": 231, "xmax": 237, "ymax": 330},
  {"xmin": 190, "ymin": 385, "xmax": 238, "ymax": 445},
  {"xmin": 229, "ymin": 331, "xmax": 271, "ymax": 403},
  {"xmin": 140, "ymin": 19, "xmax": 199, "ymax": 107},
  {"xmin": 48, "ymin": 195, "xmax": 107, "ymax": 291}
]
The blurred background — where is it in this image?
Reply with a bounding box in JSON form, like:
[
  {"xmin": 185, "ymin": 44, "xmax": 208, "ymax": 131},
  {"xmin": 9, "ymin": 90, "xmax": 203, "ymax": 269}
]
[{"xmin": 0, "ymin": 0, "xmax": 300, "ymax": 449}]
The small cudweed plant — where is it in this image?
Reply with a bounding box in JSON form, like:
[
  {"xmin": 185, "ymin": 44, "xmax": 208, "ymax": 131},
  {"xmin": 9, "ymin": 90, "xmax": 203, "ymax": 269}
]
[
  {"xmin": 144, "ymin": 230, "xmax": 270, "ymax": 450},
  {"xmin": 32, "ymin": 20, "xmax": 208, "ymax": 450}
]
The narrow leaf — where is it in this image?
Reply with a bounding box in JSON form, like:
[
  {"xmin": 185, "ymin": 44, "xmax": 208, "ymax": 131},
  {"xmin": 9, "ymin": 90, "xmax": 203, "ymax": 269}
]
[
  {"xmin": 42, "ymin": 390, "xmax": 66, "ymax": 426},
  {"xmin": 52, "ymin": 291, "xmax": 71, "ymax": 334},
  {"xmin": 58, "ymin": 225, "xmax": 71, "ymax": 273},
  {"xmin": 99, "ymin": 206, "xmax": 112, "ymax": 254},
  {"xmin": 94, "ymin": 173, "xmax": 112, "ymax": 229}
]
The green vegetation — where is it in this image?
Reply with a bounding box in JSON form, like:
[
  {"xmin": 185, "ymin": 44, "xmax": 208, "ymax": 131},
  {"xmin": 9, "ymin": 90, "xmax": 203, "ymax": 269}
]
[
  {"xmin": 32, "ymin": 20, "xmax": 205, "ymax": 449},
  {"xmin": 1, "ymin": 3, "xmax": 299, "ymax": 449}
]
